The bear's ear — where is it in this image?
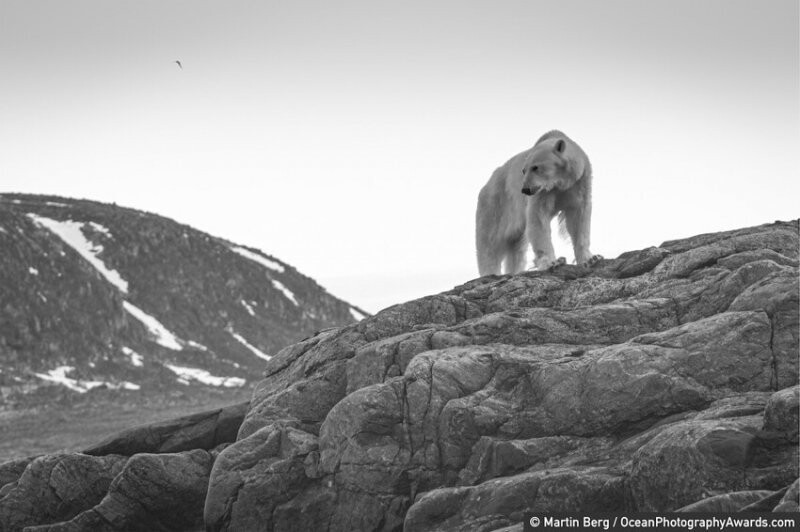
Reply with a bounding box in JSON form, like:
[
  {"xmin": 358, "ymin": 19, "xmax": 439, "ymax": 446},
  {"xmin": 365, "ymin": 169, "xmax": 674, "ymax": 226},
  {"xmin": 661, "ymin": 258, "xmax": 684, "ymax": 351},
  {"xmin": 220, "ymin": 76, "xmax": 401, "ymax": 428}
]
[{"xmin": 554, "ymin": 139, "xmax": 566, "ymax": 154}]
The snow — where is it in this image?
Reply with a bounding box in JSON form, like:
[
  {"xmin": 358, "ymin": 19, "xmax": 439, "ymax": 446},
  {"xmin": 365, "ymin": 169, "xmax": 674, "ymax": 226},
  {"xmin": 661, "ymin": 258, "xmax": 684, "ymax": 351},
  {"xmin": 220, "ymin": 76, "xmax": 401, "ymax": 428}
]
[
  {"xmin": 28, "ymin": 266, "xmax": 39, "ymax": 275},
  {"xmin": 123, "ymin": 301, "xmax": 184, "ymax": 350},
  {"xmin": 228, "ymin": 329, "xmax": 272, "ymax": 361},
  {"xmin": 34, "ymin": 365, "xmax": 140, "ymax": 392},
  {"xmin": 44, "ymin": 201, "xmax": 69, "ymax": 207},
  {"xmin": 241, "ymin": 300, "xmax": 257, "ymax": 316},
  {"xmin": 230, "ymin": 246, "xmax": 285, "ymax": 273},
  {"xmin": 35, "ymin": 366, "xmax": 99, "ymax": 392},
  {"xmin": 0, "ymin": 227, "xmax": 7, "ymax": 234},
  {"xmin": 350, "ymin": 307, "xmax": 368, "ymax": 322},
  {"xmin": 27, "ymin": 214, "xmax": 129, "ymax": 294},
  {"xmin": 186, "ymin": 340, "xmax": 209, "ymax": 351},
  {"xmin": 164, "ymin": 364, "xmax": 246, "ymax": 387},
  {"xmin": 87, "ymin": 222, "xmax": 112, "ymax": 236},
  {"xmin": 121, "ymin": 346, "xmax": 144, "ymax": 367},
  {"xmin": 272, "ymin": 279, "xmax": 299, "ymax": 306}
]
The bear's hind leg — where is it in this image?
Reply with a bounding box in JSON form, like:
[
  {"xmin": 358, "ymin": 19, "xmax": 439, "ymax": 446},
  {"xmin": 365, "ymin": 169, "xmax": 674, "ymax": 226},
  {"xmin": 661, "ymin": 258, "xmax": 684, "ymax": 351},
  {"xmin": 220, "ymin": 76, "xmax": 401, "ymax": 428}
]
[{"xmin": 477, "ymin": 243, "xmax": 504, "ymax": 276}]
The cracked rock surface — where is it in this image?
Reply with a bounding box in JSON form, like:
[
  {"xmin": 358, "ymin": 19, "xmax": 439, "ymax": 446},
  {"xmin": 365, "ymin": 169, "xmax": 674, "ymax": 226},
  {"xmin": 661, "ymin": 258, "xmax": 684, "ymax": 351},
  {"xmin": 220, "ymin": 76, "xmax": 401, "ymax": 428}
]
[{"xmin": 1, "ymin": 220, "xmax": 798, "ymax": 531}]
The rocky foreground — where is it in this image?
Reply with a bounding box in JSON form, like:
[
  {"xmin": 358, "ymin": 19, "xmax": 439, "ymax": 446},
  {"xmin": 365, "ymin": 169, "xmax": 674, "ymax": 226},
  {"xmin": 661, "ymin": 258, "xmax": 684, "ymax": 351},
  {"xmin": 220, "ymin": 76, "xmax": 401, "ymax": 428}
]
[{"xmin": 1, "ymin": 220, "xmax": 798, "ymax": 531}]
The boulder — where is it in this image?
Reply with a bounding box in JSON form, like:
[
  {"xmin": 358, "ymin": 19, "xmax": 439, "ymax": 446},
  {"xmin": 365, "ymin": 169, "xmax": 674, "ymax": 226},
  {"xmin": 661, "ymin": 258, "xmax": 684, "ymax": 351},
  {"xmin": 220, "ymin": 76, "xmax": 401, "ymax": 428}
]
[
  {"xmin": 0, "ymin": 453, "xmax": 126, "ymax": 531},
  {"xmin": 26, "ymin": 449, "xmax": 212, "ymax": 531},
  {"xmin": 83, "ymin": 401, "xmax": 249, "ymax": 456}
]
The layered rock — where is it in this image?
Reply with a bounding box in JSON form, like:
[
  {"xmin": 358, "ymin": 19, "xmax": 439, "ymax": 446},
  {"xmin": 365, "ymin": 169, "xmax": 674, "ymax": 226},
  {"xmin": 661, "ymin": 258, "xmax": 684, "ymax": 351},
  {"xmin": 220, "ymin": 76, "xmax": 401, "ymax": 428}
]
[
  {"xmin": 1, "ymin": 220, "xmax": 797, "ymax": 531},
  {"xmin": 207, "ymin": 220, "xmax": 798, "ymax": 531}
]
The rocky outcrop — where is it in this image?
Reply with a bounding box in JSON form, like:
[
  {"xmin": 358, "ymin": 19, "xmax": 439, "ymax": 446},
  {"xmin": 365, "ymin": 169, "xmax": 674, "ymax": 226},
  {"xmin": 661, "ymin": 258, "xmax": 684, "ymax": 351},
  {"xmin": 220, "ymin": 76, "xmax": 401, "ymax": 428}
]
[
  {"xmin": 82, "ymin": 401, "xmax": 248, "ymax": 456},
  {"xmin": 0, "ymin": 220, "xmax": 797, "ymax": 531},
  {"xmin": 0, "ymin": 453, "xmax": 127, "ymax": 531},
  {"xmin": 0, "ymin": 401, "xmax": 243, "ymax": 532},
  {"xmin": 25, "ymin": 450, "xmax": 213, "ymax": 532}
]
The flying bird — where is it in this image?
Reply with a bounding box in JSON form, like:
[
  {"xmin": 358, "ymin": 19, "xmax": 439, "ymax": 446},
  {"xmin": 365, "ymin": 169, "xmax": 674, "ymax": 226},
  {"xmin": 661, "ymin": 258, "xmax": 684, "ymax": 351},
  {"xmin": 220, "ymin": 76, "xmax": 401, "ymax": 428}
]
[{"xmin": 174, "ymin": 60, "xmax": 182, "ymax": 69}]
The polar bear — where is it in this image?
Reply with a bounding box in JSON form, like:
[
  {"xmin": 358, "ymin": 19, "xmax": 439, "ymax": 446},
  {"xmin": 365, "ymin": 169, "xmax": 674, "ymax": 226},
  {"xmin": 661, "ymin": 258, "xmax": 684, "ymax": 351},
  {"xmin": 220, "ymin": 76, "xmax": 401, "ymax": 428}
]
[{"xmin": 475, "ymin": 130, "xmax": 598, "ymax": 275}]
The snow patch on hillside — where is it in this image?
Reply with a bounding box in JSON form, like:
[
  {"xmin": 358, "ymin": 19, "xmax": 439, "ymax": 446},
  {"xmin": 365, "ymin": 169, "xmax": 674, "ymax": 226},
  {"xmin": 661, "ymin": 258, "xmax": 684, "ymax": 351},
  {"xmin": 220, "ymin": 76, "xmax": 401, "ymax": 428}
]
[
  {"xmin": 121, "ymin": 346, "xmax": 144, "ymax": 367},
  {"xmin": 272, "ymin": 279, "xmax": 299, "ymax": 306},
  {"xmin": 87, "ymin": 221, "xmax": 112, "ymax": 236},
  {"xmin": 123, "ymin": 301, "xmax": 184, "ymax": 350},
  {"xmin": 230, "ymin": 246, "xmax": 285, "ymax": 273},
  {"xmin": 350, "ymin": 307, "xmax": 368, "ymax": 322},
  {"xmin": 241, "ymin": 300, "xmax": 257, "ymax": 316},
  {"xmin": 186, "ymin": 340, "xmax": 209, "ymax": 351},
  {"xmin": 228, "ymin": 329, "xmax": 272, "ymax": 361},
  {"xmin": 164, "ymin": 364, "xmax": 246, "ymax": 387},
  {"xmin": 34, "ymin": 365, "xmax": 140, "ymax": 392},
  {"xmin": 27, "ymin": 214, "xmax": 129, "ymax": 294}
]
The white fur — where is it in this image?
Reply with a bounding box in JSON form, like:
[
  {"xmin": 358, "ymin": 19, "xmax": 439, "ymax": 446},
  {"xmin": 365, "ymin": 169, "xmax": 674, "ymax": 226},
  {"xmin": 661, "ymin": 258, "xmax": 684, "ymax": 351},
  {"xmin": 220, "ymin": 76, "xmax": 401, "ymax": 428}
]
[{"xmin": 475, "ymin": 130, "xmax": 596, "ymax": 275}]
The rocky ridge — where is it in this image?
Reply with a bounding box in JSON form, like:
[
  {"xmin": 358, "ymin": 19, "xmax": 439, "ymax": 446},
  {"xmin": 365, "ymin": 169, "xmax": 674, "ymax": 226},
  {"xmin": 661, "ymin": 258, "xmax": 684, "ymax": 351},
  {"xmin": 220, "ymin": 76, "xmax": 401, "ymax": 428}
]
[
  {"xmin": 0, "ymin": 193, "xmax": 366, "ymax": 401},
  {"xmin": 0, "ymin": 219, "xmax": 797, "ymax": 531}
]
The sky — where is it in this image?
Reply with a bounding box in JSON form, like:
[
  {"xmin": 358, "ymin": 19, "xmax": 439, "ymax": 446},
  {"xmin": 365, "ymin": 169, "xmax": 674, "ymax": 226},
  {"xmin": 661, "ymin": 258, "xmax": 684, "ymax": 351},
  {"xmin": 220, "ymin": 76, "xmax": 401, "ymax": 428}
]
[{"xmin": 2, "ymin": 0, "xmax": 798, "ymax": 313}]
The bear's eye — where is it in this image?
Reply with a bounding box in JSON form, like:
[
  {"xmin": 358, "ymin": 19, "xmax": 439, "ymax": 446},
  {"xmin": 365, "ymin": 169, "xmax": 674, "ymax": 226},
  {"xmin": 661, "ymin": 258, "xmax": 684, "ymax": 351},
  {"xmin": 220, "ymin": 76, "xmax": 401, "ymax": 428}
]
[{"xmin": 531, "ymin": 165, "xmax": 539, "ymax": 173}]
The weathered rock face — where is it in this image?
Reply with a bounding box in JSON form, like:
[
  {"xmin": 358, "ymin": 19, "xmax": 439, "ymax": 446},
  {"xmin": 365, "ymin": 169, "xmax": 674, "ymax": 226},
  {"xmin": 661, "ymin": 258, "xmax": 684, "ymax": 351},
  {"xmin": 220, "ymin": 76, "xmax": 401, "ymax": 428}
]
[
  {"xmin": 25, "ymin": 450, "xmax": 213, "ymax": 532},
  {"xmin": 208, "ymin": 220, "xmax": 799, "ymax": 531},
  {"xmin": 0, "ymin": 402, "xmax": 241, "ymax": 532},
  {"xmin": 82, "ymin": 401, "xmax": 249, "ymax": 457},
  {"xmin": 1, "ymin": 220, "xmax": 798, "ymax": 531},
  {"xmin": 0, "ymin": 453, "xmax": 127, "ymax": 531}
]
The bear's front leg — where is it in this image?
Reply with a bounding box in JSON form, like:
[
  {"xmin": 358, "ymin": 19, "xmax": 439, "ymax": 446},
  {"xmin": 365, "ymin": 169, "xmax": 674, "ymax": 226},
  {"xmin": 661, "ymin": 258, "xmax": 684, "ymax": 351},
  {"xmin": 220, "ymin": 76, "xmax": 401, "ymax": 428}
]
[
  {"xmin": 527, "ymin": 199, "xmax": 558, "ymax": 270},
  {"xmin": 564, "ymin": 204, "xmax": 601, "ymax": 267}
]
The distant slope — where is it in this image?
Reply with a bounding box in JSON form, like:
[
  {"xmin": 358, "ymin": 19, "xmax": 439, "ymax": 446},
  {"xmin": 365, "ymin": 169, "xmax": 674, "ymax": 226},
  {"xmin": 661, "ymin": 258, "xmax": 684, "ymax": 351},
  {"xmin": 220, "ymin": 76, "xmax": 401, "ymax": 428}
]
[{"xmin": 0, "ymin": 193, "xmax": 369, "ymax": 395}]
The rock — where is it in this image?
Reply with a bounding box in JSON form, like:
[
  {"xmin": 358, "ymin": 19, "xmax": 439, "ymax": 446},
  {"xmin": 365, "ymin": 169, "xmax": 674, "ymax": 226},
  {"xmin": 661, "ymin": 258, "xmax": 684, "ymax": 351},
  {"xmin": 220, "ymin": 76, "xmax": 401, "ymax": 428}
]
[
  {"xmin": 201, "ymin": 220, "xmax": 798, "ymax": 530},
  {"xmin": 763, "ymin": 386, "xmax": 799, "ymax": 442},
  {"xmin": 676, "ymin": 477, "xmax": 800, "ymax": 513},
  {"xmin": 773, "ymin": 478, "xmax": 799, "ymax": 512},
  {"xmin": 676, "ymin": 490, "xmax": 774, "ymax": 512},
  {"xmin": 26, "ymin": 449, "xmax": 212, "ymax": 531},
  {"xmin": 404, "ymin": 467, "xmax": 625, "ymax": 532},
  {"xmin": 1, "ymin": 219, "xmax": 797, "ymax": 531},
  {"xmin": 627, "ymin": 416, "xmax": 798, "ymax": 511},
  {"xmin": 457, "ymin": 435, "xmax": 615, "ymax": 486},
  {"xmin": 83, "ymin": 401, "xmax": 249, "ymax": 455},
  {"xmin": 0, "ymin": 453, "xmax": 126, "ymax": 531},
  {"xmin": 0, "ymin": 456, "xmax": 38, "ymax": 497},
  {"xmin": 738, "ymin": 486, "xmax": 791, "ymax": 512},
  {"xmin": 204, "ymin": 423, "xmax": 320, "ymax": 531}
]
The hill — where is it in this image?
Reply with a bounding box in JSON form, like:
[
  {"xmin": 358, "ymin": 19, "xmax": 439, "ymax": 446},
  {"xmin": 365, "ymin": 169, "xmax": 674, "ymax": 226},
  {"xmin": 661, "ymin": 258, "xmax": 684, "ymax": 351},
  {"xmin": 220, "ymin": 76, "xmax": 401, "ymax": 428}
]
[
  {"xmin": 0, "ymin": 219, "xmax": 797, "ymax": 530},
  {"xmin": 0, "ymin": 193, "xmax": 367, "ymax": 402}
]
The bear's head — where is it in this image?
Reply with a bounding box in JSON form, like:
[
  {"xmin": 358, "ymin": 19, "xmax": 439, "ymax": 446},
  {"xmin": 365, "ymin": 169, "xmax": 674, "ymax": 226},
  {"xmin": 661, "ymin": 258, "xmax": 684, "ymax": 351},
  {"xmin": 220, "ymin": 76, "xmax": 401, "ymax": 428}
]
[{"xmin": 520, "ymin": 138, "xmax": 576, "ymax": 196}]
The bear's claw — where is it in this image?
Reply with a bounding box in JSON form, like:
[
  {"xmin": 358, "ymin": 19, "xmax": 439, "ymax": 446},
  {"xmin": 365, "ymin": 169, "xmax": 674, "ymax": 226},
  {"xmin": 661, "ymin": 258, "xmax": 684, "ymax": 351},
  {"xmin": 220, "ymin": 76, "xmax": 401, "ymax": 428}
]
[
  {"xmin": 585, "ymin": 254, "xmax": 603, "ymax": 267},
  {"xmin": 547, "ymin": 257, "xmax": 567, "ymax": 271}
]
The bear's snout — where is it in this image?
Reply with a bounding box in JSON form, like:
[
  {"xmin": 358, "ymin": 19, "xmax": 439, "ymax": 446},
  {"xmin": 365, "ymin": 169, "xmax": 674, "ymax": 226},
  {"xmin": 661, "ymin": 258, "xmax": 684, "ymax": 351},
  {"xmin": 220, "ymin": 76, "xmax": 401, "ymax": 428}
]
[{"xmin": 521, "ymin": 186, "xmax": 540, "ymax": 196}]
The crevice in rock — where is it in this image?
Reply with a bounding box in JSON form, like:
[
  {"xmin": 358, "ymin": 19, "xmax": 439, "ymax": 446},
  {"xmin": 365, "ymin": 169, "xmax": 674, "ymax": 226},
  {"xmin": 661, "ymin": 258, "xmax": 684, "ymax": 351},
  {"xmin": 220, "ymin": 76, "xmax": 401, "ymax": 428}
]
[
  {"xmin": 768, "ymin": 314, "xmax": 777, "ymax": 391},
  {"xmin": 218, "ymin": 480, "xmax": 243, "ymax": 531}
]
